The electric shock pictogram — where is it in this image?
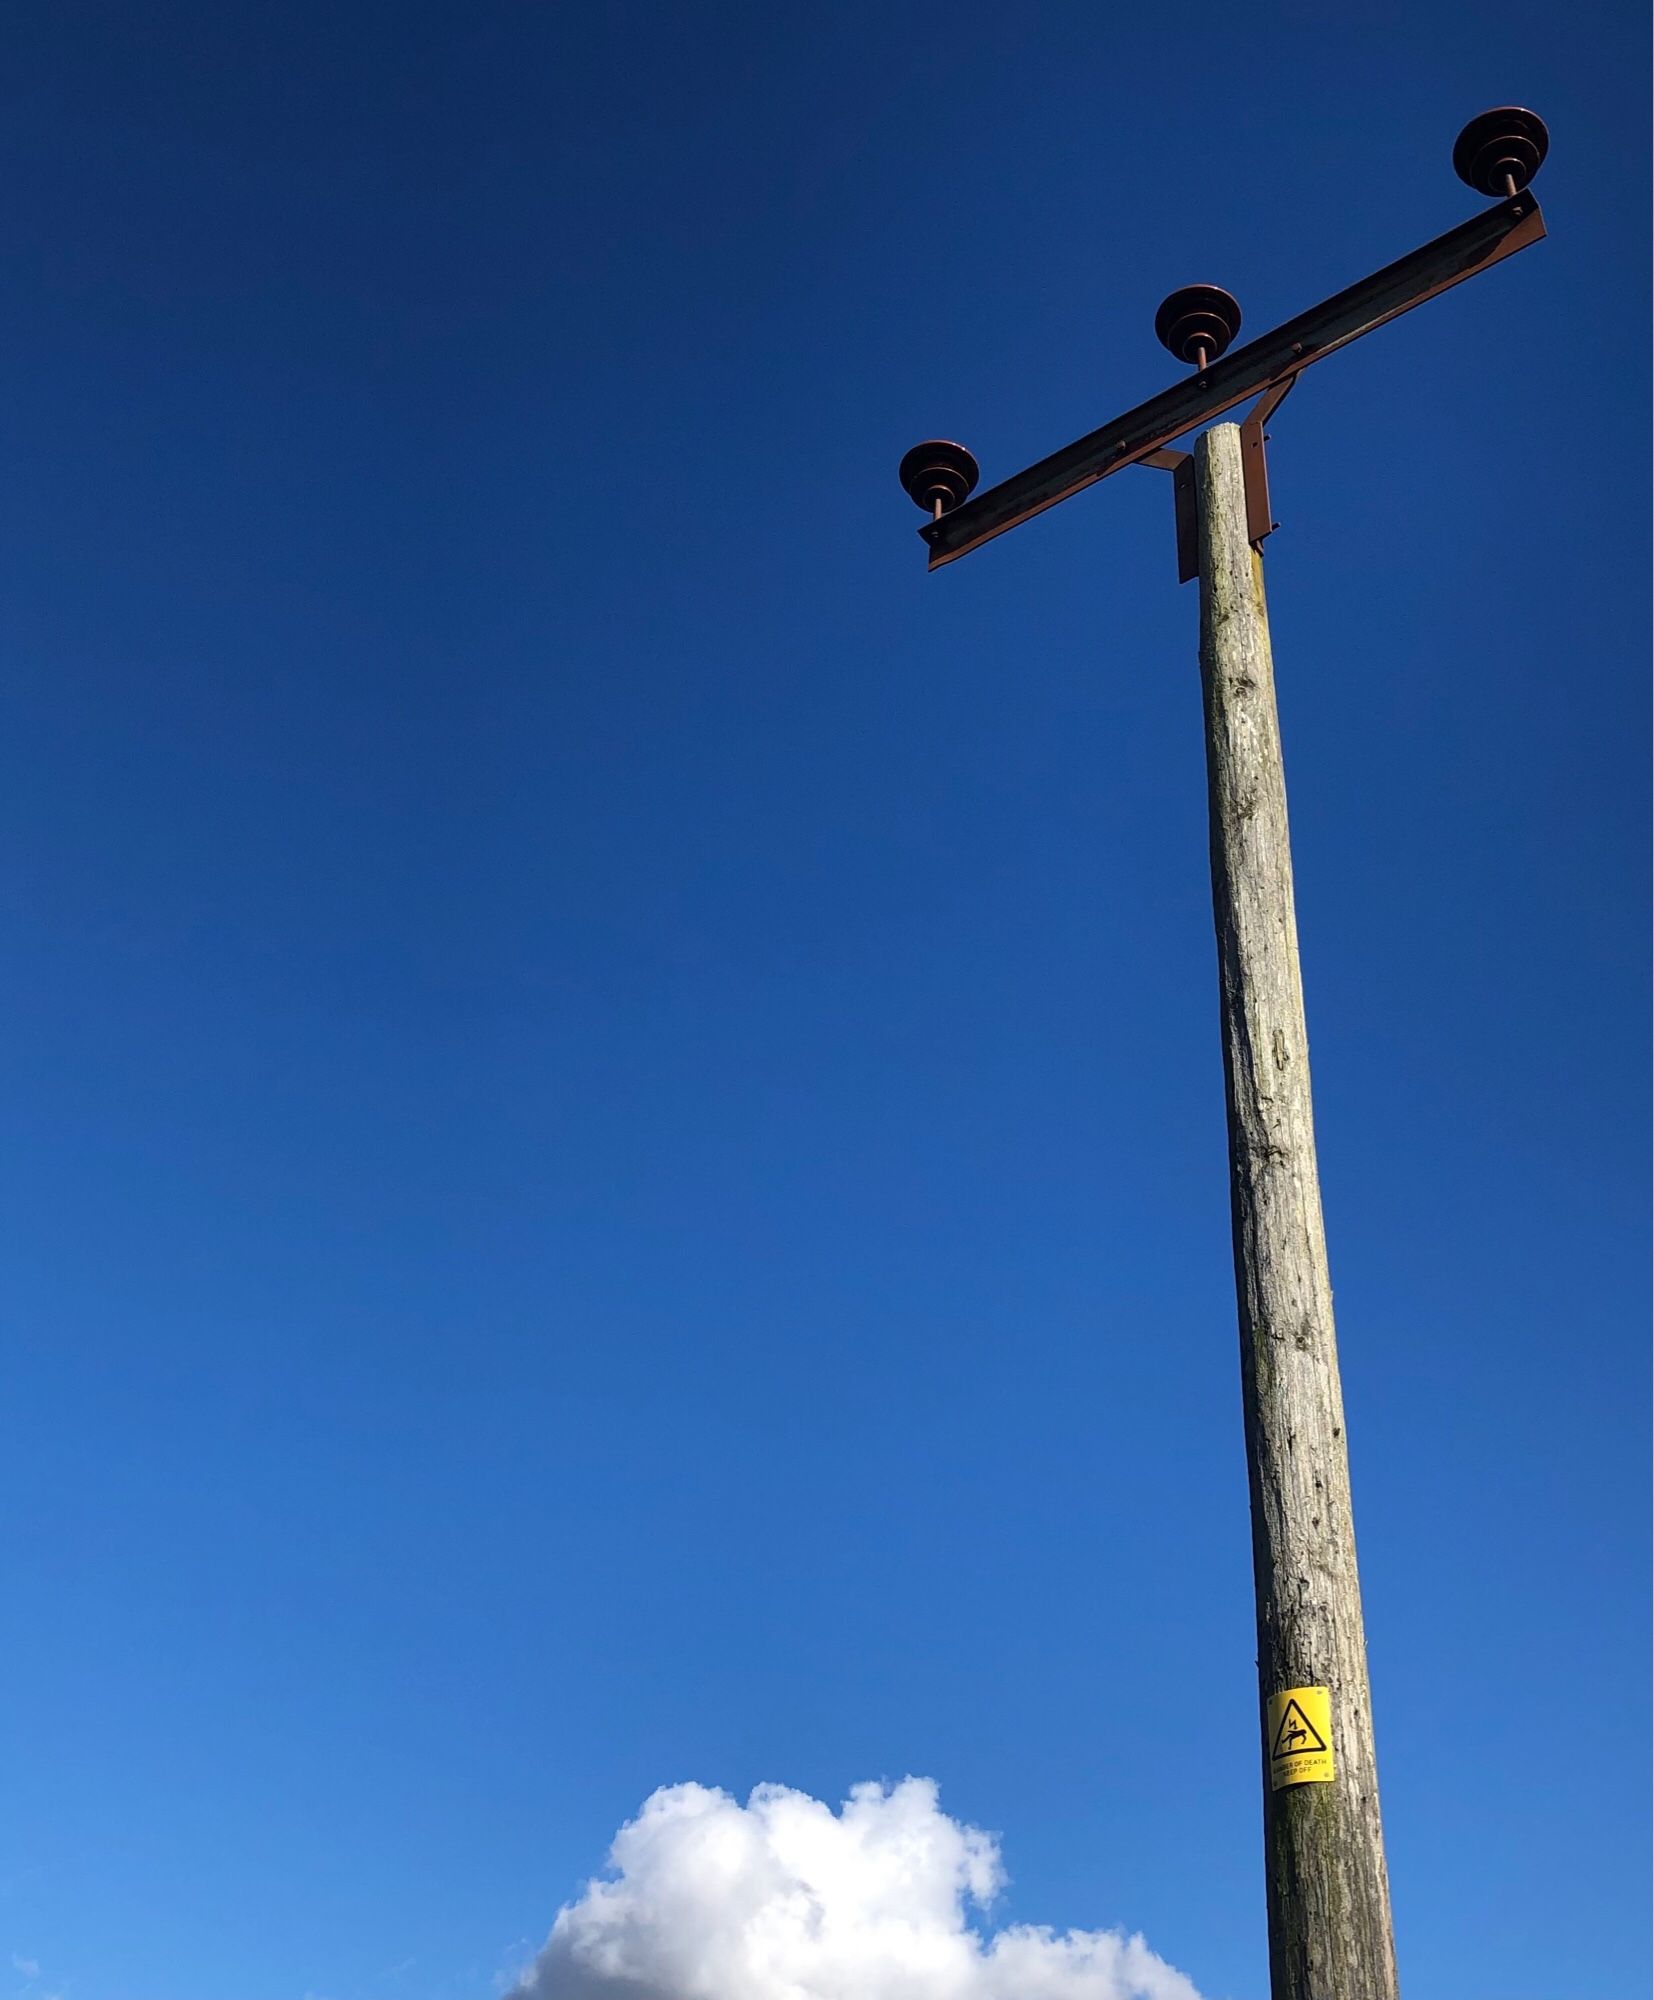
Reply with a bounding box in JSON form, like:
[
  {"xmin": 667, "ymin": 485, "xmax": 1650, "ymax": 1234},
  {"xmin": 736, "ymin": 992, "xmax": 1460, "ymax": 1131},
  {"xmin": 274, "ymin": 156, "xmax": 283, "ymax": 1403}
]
[{"xmin": 1266, "ymin": 1687, "xmax": 1336, "ymax": 1789}]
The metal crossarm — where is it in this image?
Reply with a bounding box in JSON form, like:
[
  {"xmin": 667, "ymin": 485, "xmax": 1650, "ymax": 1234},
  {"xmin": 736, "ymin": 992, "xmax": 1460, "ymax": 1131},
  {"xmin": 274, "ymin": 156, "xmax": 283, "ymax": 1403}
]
[{"xmin": 920, "ymin": 190, "xmax": 1544, "ymax": 570}]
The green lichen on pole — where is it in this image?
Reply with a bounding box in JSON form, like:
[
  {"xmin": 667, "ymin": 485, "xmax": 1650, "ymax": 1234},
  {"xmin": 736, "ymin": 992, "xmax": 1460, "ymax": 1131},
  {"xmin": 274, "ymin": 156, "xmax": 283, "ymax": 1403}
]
[{"xmin": 1195, "ymin": 423, "xmax": 1399, "ymax": 2000}]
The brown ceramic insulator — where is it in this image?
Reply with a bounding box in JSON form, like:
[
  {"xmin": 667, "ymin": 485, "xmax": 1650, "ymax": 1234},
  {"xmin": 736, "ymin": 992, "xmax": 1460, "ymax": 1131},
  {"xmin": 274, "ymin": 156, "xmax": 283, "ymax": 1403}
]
[
  {"xmin": 1452, "ymin": 106, "xmax": 1549, "ymax": 196},
  {"xmin": 898, "ymin": 439, "xmax": 981, "ymax": 516},
  {"xmin": 1154, "ymin": 285, "xmax": 1243, "ymax": 370}
]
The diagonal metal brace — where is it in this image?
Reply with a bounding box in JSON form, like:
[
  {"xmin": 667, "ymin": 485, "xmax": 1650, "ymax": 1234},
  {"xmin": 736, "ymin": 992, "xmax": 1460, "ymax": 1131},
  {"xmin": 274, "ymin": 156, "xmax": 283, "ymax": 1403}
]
[{"xmin": 1240, "ymin": 374, "xmax": 1297, "ymax": 551}]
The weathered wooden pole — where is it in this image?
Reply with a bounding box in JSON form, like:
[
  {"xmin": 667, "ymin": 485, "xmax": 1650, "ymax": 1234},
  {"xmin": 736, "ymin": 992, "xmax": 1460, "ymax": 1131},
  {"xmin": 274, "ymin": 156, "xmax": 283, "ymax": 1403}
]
[{"xmin": 1194, "ymin": 422, "xmax": 1399, "ymax": 2000}]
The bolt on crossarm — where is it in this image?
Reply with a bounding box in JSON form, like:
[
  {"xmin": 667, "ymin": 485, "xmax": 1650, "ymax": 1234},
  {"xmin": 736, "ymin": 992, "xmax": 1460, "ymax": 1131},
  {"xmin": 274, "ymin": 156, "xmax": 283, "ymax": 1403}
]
[{"xmin": 894, "ymin": 109, "xmax": 1549, "ymax": 2000}]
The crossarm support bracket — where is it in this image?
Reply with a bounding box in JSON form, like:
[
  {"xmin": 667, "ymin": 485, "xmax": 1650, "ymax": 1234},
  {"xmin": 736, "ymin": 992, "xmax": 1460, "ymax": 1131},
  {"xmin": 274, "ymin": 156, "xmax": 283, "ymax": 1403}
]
[{"xmin": 1140, "ymin": 373, "xmax": 1298, "ymax": 586}]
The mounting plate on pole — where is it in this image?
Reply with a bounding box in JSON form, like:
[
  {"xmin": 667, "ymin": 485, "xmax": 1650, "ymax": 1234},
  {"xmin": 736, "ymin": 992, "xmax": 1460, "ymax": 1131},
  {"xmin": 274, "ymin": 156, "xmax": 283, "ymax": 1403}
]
[
  {"xmin": 1240, "ymin": 375, "xmax": 1297, "ymax": 552},
  {"xmin": 1142, "ymin": 372, "xmax": 1298, "ymax": 585},
  {"xmin": 1140, "ymin": 448, "xmax": 1197, "ymax": 584}
]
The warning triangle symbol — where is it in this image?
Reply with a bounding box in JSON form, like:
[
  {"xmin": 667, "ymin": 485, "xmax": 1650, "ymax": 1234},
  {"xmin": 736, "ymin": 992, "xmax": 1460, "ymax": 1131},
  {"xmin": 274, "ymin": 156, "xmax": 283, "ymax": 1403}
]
[{"xmin": 1271, "ymin": 1698, "xmax": 1329, "ymax": 1761}]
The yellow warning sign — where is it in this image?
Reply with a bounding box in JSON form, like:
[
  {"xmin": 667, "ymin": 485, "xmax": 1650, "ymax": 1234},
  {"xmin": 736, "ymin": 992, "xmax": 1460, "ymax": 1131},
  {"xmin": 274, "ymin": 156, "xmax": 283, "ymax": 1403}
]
[{"xmin": 1267, "ymin": 1686, "xmax": 1335, "ymax": 1789}]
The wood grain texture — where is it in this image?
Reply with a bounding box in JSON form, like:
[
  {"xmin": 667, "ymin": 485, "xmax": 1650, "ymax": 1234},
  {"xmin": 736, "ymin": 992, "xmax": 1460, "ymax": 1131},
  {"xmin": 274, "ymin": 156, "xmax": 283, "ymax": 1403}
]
[{"xmin": 1195, "ymin": 424, "xmax": 1399, "ymax": 2000}]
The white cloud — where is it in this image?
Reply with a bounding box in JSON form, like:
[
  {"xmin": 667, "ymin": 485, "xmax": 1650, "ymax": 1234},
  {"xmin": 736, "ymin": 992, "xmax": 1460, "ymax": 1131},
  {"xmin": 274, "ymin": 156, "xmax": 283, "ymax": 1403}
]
[{"xmin": 506, "ymin": 1777, "xmax": 1203, "ymax": 2000}]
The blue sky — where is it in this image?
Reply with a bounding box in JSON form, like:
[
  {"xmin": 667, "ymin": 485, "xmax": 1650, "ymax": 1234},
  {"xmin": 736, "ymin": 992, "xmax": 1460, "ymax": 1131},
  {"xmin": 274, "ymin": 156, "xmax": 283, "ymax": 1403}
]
[{"xmin": 2, "ymin": 4, "xmax": 1647, "ymax": 1998}]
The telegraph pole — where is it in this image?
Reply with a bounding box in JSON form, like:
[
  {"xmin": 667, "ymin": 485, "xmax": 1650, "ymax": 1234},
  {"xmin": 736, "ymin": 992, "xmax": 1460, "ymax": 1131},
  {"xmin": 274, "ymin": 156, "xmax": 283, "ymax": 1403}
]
[
  {"xmin": 1196, "ymin": 422, "xmax": 1394, "ymax": 1999},
  {"xmin": 895, "ymin": 108, "xmax": 1551, "ymax": 1998}
]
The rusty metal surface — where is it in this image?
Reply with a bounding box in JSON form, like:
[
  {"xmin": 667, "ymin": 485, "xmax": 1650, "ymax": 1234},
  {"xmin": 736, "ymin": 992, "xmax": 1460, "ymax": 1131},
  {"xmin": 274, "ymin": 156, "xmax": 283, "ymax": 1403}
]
[
  {"xmin": 921, "ymin": 191, "xmax": 1545, "ymax": 570},
  {"xmin": 1240, "ymin": 375, "xmax": 1297, "ymax": 550},
  {"xmin": 1241, "ymin": 420, "xmax": 1274, "ymax": 551},
  {"xmin": 1172, "ymin": 456, "xmax": 1197, "ymax": 585},
  {"xmin": 1138, "ymin": 449, "xmax": 1197, "ymax": 583}
]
